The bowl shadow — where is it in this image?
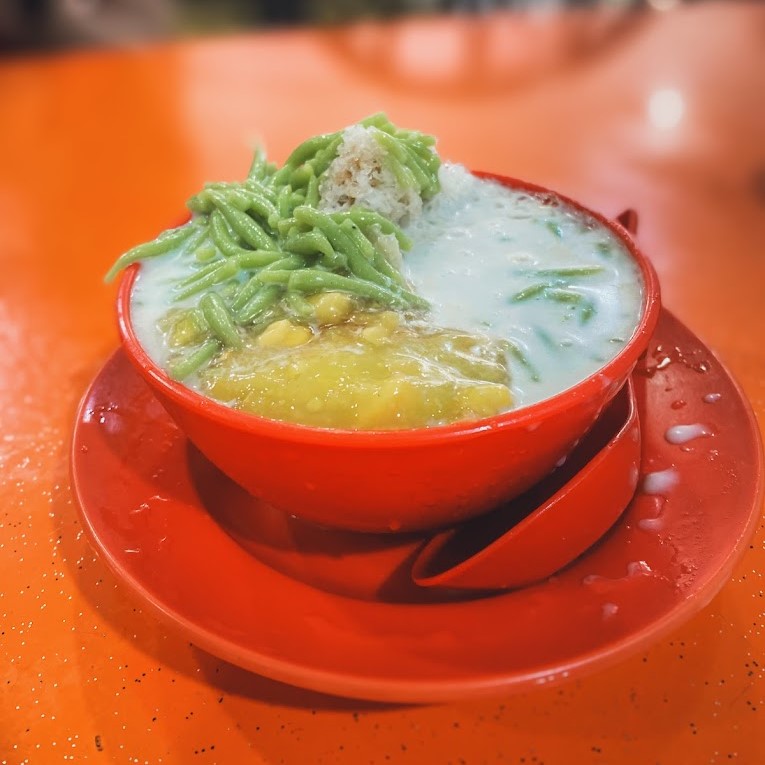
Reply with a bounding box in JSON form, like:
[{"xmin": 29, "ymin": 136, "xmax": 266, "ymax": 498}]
[{"xmin": 187, "ymin": 443, "xmax": 481, "ymax": 604}]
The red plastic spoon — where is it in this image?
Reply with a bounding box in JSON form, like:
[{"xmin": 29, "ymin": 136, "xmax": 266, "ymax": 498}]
[{"xmin": 411, "ymin": 378, "xmax": 641, "ymax": 591}]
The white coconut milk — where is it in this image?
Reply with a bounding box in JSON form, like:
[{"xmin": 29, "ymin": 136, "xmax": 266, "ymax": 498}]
[{"xmin": 403, "ymin": 165, "xmax": 644, "ymax": 406}]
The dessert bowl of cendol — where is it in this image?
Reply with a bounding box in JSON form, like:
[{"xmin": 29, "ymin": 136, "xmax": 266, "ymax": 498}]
[{"xmin": 111, "ymin": 114, "xmax": 661, "ymax": 533}]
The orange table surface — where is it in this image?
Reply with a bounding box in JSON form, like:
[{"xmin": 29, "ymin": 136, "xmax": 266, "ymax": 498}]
[{"xmin": 1, "ymin": 3, "xmax": 764, "ymax": 763}]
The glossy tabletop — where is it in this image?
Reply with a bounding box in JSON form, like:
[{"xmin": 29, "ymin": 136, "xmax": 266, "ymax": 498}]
[{"xmin": 1, "ymin": 2, "xmax": 764, "ymax": 763}]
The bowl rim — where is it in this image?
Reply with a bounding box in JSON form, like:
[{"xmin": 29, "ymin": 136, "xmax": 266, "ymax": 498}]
[{"xmin": 116, "ymin": 172, "xmax": 661, "ymax": 448}]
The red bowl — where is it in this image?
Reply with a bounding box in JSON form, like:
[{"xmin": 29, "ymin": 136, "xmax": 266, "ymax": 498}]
[{"xmin": 116, "ymin": 174, "xmax": 661, "ymax": 533}]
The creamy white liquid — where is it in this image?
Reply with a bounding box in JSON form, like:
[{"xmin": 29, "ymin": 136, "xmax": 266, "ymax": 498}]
[
  {"xmin": 132, "ymin": 164, "xmax": 644, "ymax": 411},
  {"xmin": 641, "ymin": 467, "xmax": 679, "ymax": 495},
  {"xmin": 403, "ymin": 165, "xmax": 644, "ymax": 406},
  {"xmin": 665, "ymin": 423, "xmax": 712, "ymax": 444},
  {"xmin": 132, "ymin": 255, "xmax": 196, "ymax": 366}
]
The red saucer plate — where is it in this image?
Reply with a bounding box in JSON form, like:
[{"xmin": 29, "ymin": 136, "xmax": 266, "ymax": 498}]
[{"xmin": 71, "ymin": 310, "xmax": 763, "ymax": 702}]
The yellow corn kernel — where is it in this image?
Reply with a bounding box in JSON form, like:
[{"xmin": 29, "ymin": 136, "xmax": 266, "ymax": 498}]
[
  {"xmin": 256, "ymin": 319, "xmax": 313, "ymax": 349},
  {"xmin": 461, "ymin": 384, "xmax": 513, "ymax": 418},
  {"xmin": 358, "ymin": 377, "xmax": 416, "ymax": 428},
  {"xmin": 307, "ymin": 291, "xmax": 354, "ymax": 326},
  {"xmin": 167, "ymin": 311, "xmax": 207, "ymax": 348},
  {"xmin": 361, "ymin": 324, "xmax": 390, "ymax": 344},
  {"xmin": 377, "ymin": 311, "xmax": 401, "ymax": 330},
  {"xmin": 360, "ymin": 311, "xmax": 401, "ymax": 343}
]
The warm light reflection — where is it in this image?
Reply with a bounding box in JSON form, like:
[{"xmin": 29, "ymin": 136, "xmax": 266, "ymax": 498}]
[
  {"xmin": 393, "ymin": 21, "xmax": 464, "ymax": 82},
  {"xmin": 647, "ymin": 0, "xmax": 681, "ymax": 11},
  {"xmin": 648, "ymin": 88, "xmax": 685, "ymax": 130}
]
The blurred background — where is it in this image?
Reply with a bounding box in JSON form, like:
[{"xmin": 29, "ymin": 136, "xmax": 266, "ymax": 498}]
[{"xmin": 0, "ymin": 0, "xmax": 689, "ymax": 52}]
